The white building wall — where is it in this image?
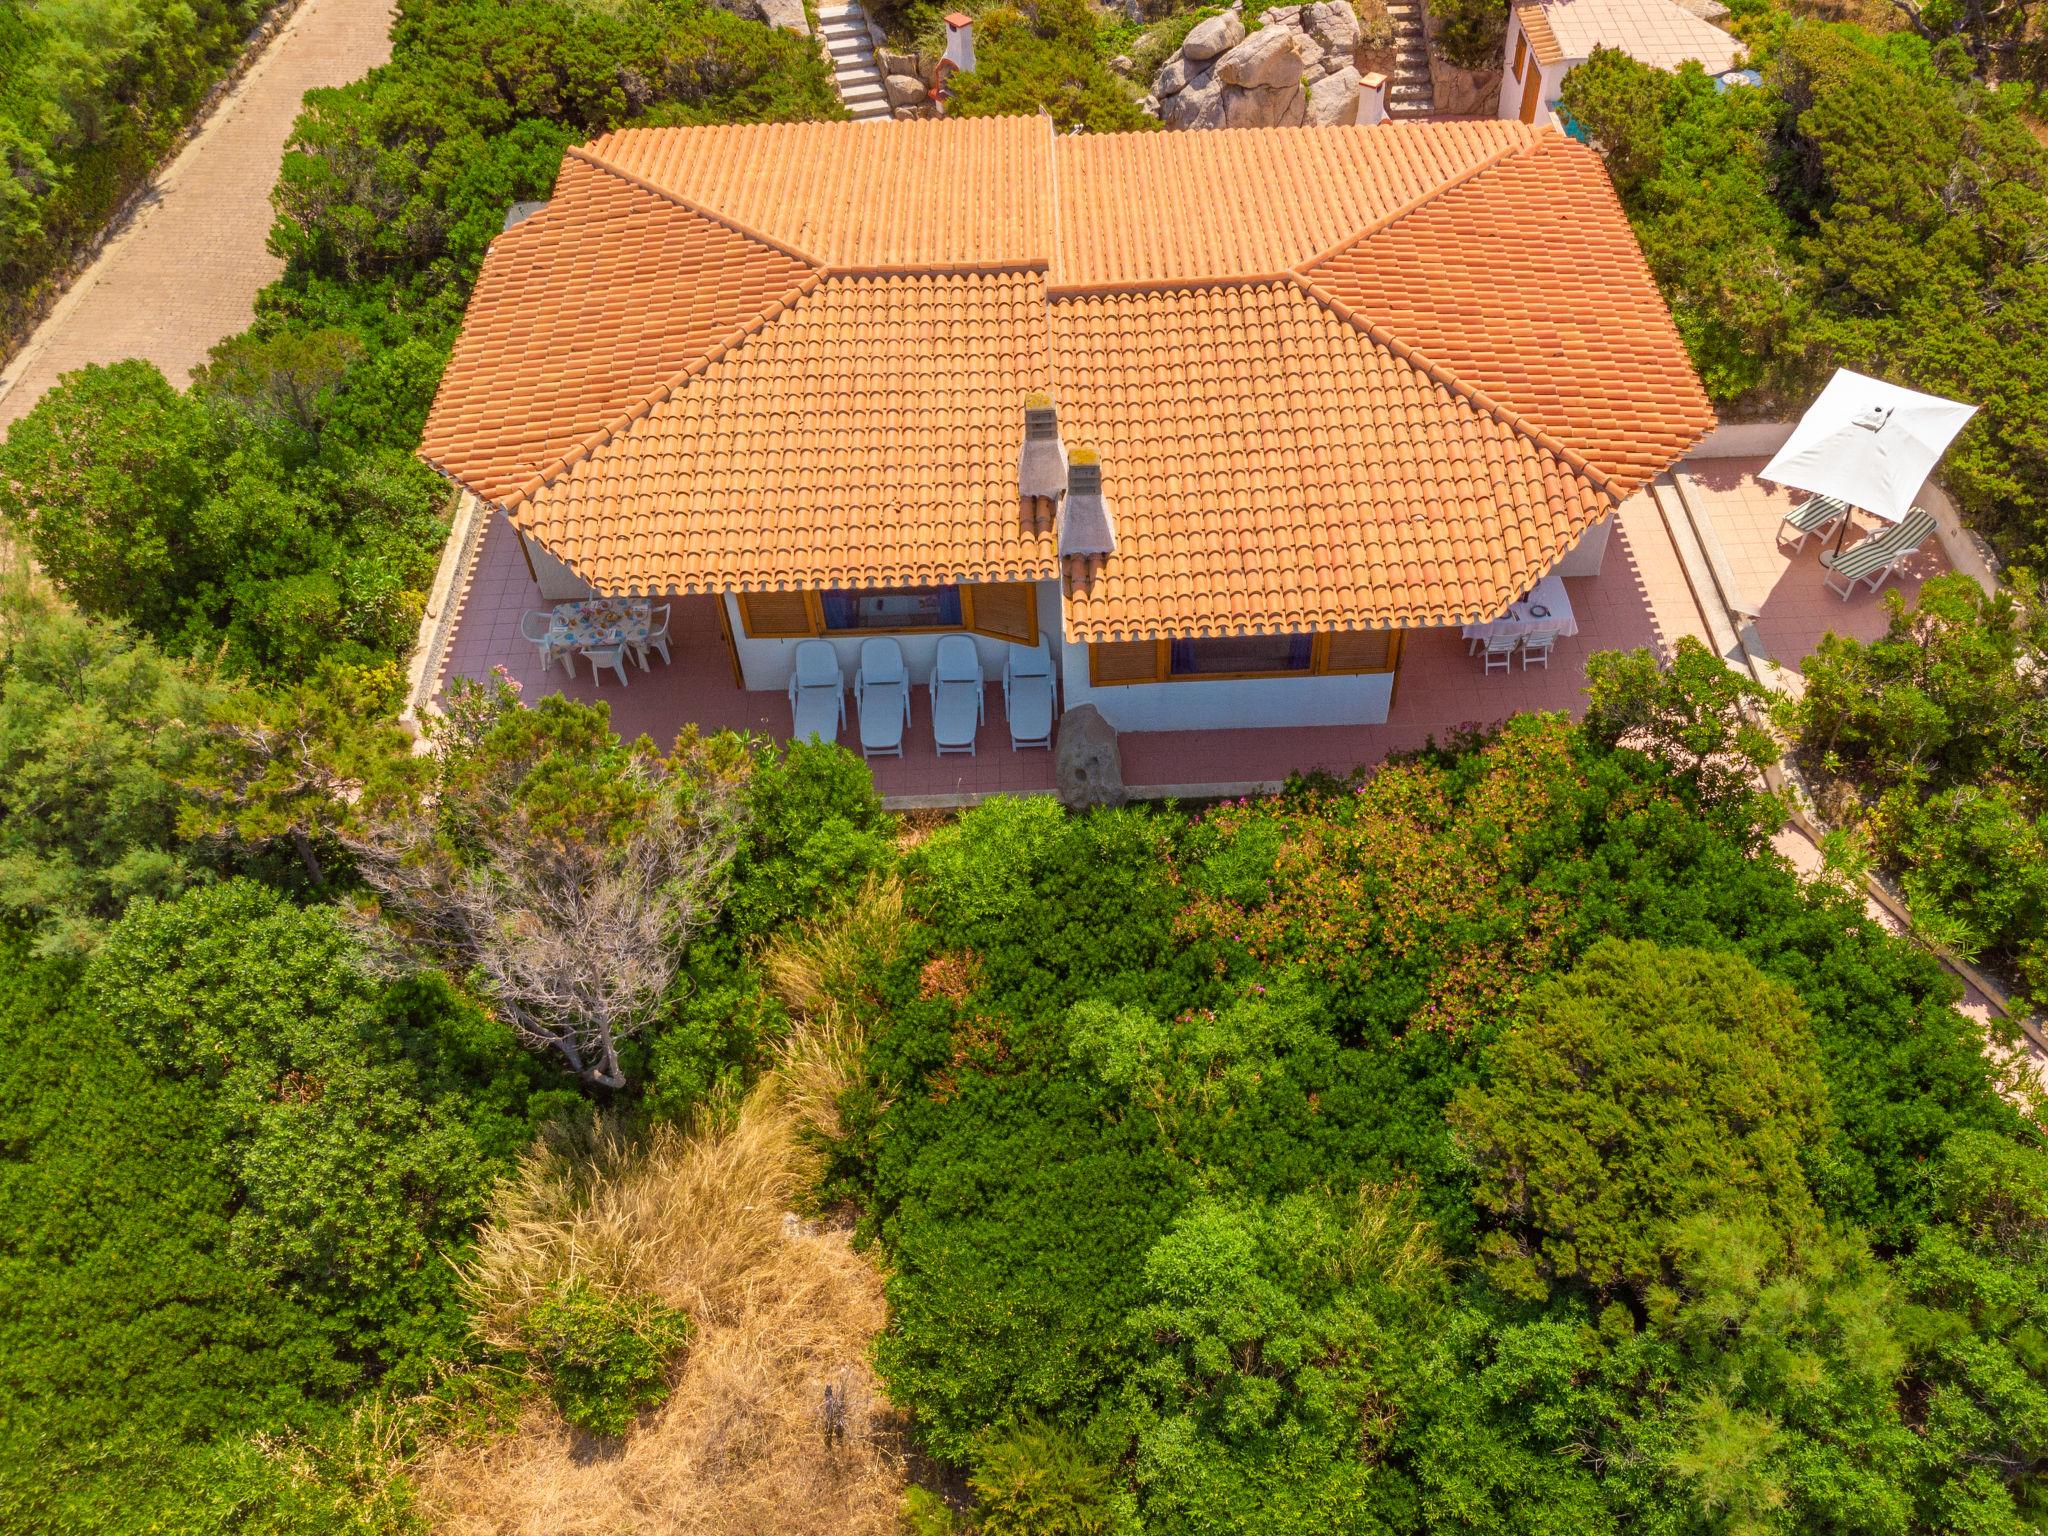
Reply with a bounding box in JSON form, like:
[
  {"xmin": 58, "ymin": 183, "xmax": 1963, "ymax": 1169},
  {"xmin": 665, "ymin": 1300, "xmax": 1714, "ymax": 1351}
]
[
  {"xmin": 1551, "ymin": 515, "xmax": 1613, "ymax": 578},
  {"xmin": 1496, "ymin": 15, "xmax": 1573, "ymax": 121},
  {"xmin": 1060, "ymin": 643, "xmax": 1398, "ymax": 733},
  {"xmin": 525, "ymin": 533, "xmax": 595, "ymax": 602}
]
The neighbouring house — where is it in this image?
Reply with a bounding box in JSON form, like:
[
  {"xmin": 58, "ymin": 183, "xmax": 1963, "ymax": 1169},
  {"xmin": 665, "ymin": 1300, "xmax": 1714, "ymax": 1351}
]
[
  {"xmin": 418, "ymin": 116, "xmax": 1713, "ymax": 740},
  {"xmin": 1498, "ymin": 0, "xmax": 1743, "ymax": 124}
]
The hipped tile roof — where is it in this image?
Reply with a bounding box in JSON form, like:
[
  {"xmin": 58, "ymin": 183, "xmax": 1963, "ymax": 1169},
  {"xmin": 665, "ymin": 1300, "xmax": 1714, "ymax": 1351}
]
[{"xmin": 420, "ymin": 118, "xmax": 1715, "ymax": 641}]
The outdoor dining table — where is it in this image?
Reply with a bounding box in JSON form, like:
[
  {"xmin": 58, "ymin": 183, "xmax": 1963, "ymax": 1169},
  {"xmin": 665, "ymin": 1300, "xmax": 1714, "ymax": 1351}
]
[
  {"xmin": 1460, "ymin": 573, "xmax": 1579, "ymax": 644},
  {"xmin": 546, "ymin": 597, "xmax": 652, "ymax": 654}
]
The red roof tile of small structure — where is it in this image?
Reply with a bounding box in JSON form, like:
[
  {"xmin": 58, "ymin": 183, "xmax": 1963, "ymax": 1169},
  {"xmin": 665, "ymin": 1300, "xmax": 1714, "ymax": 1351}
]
[{"xmin": 421, "ymin": 117, "xmax": 1714, "ymax": 640}]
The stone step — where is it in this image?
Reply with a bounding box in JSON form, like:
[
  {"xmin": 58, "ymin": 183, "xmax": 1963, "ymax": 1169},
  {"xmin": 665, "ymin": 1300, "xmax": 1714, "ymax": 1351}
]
[
  {"xmin": 821, "ymin": 24, "xmax": 870, "ymax": 43},
  {"xmin": 839, "ymin": 79, "xmax": 887, "ymax": 102},
  {"xmin": 828, "ymin": 42, "xmax": 876, "ymax": 61}
]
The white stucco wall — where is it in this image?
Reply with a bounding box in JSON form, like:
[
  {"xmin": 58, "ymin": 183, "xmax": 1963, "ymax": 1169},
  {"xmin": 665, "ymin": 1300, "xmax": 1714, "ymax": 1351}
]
[
  {"xmin": 1497, "ymin": 14, "xmax": 1571, "ymax": 120},
  {"xmin": 1551, "ymin": 515, "xmax": 1613, "ymax": 578},
  {"xmin": 724, "ymin": 586, "xmax": 1062, "ymax": 694},
  {"xmin": 525, "ymin": 533, "xmax": 595, "ymax": 602},
  {"xmin": 1060, "ymin": 644, "xmax": 1398, "ymax": 733}
]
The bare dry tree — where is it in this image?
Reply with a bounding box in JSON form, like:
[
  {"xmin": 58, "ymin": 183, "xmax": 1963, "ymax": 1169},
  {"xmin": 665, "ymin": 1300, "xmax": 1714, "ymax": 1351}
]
[{"xmin": 342, "ymin": 689, "xmax": 749, "ymax": 1089}]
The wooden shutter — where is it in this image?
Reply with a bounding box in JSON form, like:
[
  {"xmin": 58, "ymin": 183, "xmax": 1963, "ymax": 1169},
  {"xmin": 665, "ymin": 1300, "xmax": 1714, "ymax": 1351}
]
[
  {"xmin": 1513, "ymin": 29, "xmax": 1527, "ymax": 80},
  {"xmin": 737, "ymin": 590, "xmax": 817, "ymax": 638},
  {"xmin": 1518, "ymin": 64, "xmax": 1542, "ymax": 124},
  {"xmin": 965, "ymin": 581, "xmax": 1038, "ymax": 644},
  {"xmin": 1089, "ymin": 640, "xmax": 1165, "ymax": 685},
  {"xmin": 1320, "ymin": 628, "xmax": 1401, "ymax": 673}
]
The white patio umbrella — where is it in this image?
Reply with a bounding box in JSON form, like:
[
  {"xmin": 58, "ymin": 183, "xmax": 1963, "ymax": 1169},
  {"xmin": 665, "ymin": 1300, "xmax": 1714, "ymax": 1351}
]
[{"xmin": 1761, "ymin": 370, "xmax": 1976, "ymax": 546}]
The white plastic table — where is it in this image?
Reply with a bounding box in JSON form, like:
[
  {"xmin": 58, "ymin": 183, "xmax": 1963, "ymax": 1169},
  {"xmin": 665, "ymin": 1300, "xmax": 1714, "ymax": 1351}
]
[{"xmin": 1460, "ymin": 574, "xmax": 1578, "ymax": 644}]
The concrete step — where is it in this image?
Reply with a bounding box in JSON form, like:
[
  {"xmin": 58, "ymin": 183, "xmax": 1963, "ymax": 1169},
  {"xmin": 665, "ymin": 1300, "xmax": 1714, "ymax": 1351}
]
[{"xmin": 839, "ymin": 80, "xmax": 887, "ymax": 103}]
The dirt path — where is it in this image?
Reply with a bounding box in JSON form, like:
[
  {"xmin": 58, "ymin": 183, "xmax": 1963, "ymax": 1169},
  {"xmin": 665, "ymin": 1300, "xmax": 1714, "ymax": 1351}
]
[{"xmin": 0, "ymin": 0, "xmax": 395, "ymax": 430}]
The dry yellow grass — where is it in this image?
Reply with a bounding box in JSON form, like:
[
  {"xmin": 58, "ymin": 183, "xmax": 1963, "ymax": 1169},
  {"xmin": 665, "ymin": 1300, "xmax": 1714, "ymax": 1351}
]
[{"xmin": 410, "ymin": 880, "xmax": 914, "ymax": 1536}]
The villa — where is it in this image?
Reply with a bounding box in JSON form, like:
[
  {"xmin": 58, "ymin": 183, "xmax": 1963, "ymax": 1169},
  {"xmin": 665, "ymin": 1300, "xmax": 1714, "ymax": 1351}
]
[{"xmin": 418, "ymin": 115, "xmax": 1719, "ymax": 792}]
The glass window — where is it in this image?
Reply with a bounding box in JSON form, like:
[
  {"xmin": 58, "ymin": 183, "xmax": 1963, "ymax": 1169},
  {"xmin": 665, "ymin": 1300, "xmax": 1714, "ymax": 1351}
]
[
  {"xmin": 1168, "ymin": 634, "xmax": 1314, "ymax": 676},
  {"xmin": 819, "ymin": 585, "xmax": 963, "ymax": 631}
]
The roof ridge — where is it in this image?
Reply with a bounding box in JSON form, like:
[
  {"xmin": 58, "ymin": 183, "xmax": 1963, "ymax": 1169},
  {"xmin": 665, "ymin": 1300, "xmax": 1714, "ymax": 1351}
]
[
  {"xmin": 502, "ymin": 267, "xmax": 828, "ymax": 514},
  {"xmin": 567, "ymin": 142, "xmax": 830, "ymax": 271},
  {"xmin": 1294, "ymin": 128, "xmax": 1547, "ymax": 277},
  {"xmin": 1291, "ymin": 268, "xmax": 1616, "ymax": 498}
]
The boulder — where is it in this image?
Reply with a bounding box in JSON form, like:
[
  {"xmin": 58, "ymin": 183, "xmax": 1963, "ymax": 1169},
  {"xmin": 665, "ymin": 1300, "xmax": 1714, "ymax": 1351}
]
[
  {"xmin": 1158, "ymin": 66, "xmax": 1226, "ymax": 127},
  {"xmin": 1232, "ymin": 80, "xmax": 1308, "ymax": 125},
  {"xmin": 1154, "ymin": 51, "xmax": 1193, "ymax": 97},
  {"xmin": 1300, "ymin": 0, "xmax": 1360, "ymax": 57},
  {"xmin": 1259, "ymin": 4, "xmax": 1304, "ymax": 24},
  {"xmin": 705, "ymin": 0, "xmax": 768, "ymax": 21},
  {"xmin": 756, "ymin": 0, "xmax": 809, "ymax": 33},
  {"xmin": 1181, "ymin": 11, "xmax": 1245, "ymax": 61},
  {"xmin": 1054, "ymin": 705, "xmax": 1127, "ymax": 810},
  {"xmin": 878, "ymin": 48, "xmax": 921, "ymax": 78},
  {"xmin": 1215, "ymin": 26, "xmax": 1306, "ymax": 89},
  {"xmin": 884, "ymin": 72, "xmax": 929, "ymax": 108},
  {"xmin": 1304, "ymin": 64, "xmax": 1360, "ymax": 124}
]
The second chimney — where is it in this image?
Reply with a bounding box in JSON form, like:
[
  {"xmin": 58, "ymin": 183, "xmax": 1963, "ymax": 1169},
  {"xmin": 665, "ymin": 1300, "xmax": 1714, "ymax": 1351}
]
[
  {"xmin": 1059, "ymin": 448, "xmax": 1116, "ymax": 558},
  {"xmin": 942, "ymin": 11, "xmax": 976, "ymax": 74}
]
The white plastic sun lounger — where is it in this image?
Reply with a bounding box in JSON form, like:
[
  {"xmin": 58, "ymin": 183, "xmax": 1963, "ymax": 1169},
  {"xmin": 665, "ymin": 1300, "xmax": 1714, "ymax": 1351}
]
[
  {"xmin": 929, "ymin": 634, "xmax": 984, "ymax": 756},
  {"xmin": 787, "ymin": 639, "xmax": 845, "ymax": 745},
  {"xmin": 1002, "ymin": 639, "xmax": 1057, "ymax": 750},
  {"xmin": 854, "ymin": 637, "xmax": 910, "ymax": 758},
  {"xmin": 1820, "ymin": 506, "xmax": 1938, "ymax": 599}
]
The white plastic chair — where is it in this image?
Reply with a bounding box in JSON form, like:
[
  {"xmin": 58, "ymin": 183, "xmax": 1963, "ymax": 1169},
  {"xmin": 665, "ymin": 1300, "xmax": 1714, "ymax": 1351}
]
[
  {"xmin": 635, "ymin": 603, "xmax": 672, "ymax": 669},
  {"xmin": 930, "ymin": 634, "xmax": 985, "ymax": 757},
  {"xmin": 787, "ymin": 639, "xmax": 846, "ymax": 745},
  {"xmin": 581, "ymin": 642, "xmax": 631, "ymax": 688},
  {"xmin": 520, "ymin": 610, "xmax": 566, "ymax": 674},
  {"xmin": 854, "ymin": 637, "xmax": 910, "ymax": 759},
  {"xmin": 1520, "ymin": 631, "xmax": 1556, "ymax": 670},
  {"xmin": 1481, "ymin": 634, "xmax": 1518, "ymax": 674},
  {"xmin": 1002, "ymin": 639, "xmax": 1057, "ymax": 751}
]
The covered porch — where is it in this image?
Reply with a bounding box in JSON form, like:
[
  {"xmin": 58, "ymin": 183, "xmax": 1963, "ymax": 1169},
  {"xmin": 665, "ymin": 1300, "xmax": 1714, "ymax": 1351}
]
[{"xmin": 433, "ymin": 483, "xmax": 1712, "ymax": 804}]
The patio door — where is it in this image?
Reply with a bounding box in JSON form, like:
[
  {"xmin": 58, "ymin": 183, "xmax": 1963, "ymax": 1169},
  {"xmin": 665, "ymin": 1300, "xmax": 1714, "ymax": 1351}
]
[{"xmin": 1517, "ymin": 64, "xmax": 1542, "ymax": 124}]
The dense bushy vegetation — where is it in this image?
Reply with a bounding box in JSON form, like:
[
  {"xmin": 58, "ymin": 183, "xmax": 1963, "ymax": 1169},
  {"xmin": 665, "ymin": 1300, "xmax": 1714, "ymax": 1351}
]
[
  {"xmin": 0, "ymin": 0, "xmax": 267, "ymax": 347},
  {"xmin": 1792, "ymin": 572, "xmax": 2048, "ymax": 1004},
  {"xmin": 0, "ymin": 0, "xmax": 839, "ymax": 682},
  {"xmin": 1562, "ymin": 23, "xmax": 2048, "ymax": 562},
  {"xmin": 945, "ymin": 0, "xmax": 1156, "ymax": 131},
  {"xmin": 839, "ymin": 708, "xmax": 2047, "ymax": 1533}
]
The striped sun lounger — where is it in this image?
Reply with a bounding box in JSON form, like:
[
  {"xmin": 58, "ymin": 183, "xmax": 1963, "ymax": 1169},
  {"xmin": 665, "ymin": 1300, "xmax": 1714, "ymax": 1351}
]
[
  {"xmin": 1777, "ymin": 494, "xmax": 1850, "ymax": 553},
  {"xmin": 1820, "ymin": 506, "xmax": 1938, "ymax": 599}
]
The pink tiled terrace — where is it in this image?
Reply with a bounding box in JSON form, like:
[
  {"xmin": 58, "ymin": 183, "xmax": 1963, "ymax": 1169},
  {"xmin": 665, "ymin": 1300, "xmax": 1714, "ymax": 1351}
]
[{"xmin": 434, "ymin": 458, "xmax": 1947, "ymax": 803}]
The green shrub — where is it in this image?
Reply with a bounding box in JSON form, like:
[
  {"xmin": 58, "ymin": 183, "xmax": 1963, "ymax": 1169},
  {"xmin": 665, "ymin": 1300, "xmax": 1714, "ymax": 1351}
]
[
  {"xmin": 517, "ymin": 1279, "xmax": 692, "ymax": 1437},
  {"xmin": 970, "ymin": 1422, "xmax": 1122, "ymax": 1536},
  {"xmin": 945, "ymin": 2, "xmax": 1157, "ymax": 132}
]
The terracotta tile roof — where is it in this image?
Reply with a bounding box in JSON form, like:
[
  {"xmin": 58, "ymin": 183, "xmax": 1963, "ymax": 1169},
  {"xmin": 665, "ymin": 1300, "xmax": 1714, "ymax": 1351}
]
[
  {"xmin": 420, "ymin": 119, "xmax": 1715, "ymax": 641},
  {"xmin": 1521, "ymin": 0, "xmax": 1741, "ymax": 72},
  {"xmin": 1515, "ymin": 2, "xmax": 1564, "ymax": 66},
  {"xmin": 1051, "ymin": 121, "xmax": 1529, "ymax": 288},
  {"xmin": 418, "ymin": 154, "xmax": 818, "ymax": 508},
  {"xmin": 584, "ymin": 116, "xmax": 1052, "ymax": 270},
  {"xmin": 1055, "ymin": 281, "xmax": 1611, "ymax": 640},
  {"xmin": 519, "ymin": 273, "xmax": 1058, "ymax": 593},
  {"xmin": 1301, "ymin": 135, "xmax": 1714, "ymax": 499}
]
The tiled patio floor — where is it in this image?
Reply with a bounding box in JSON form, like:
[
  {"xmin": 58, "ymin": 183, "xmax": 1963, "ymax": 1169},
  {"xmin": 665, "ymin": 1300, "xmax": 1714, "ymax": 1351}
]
[
  {"xmin": 1680, "ymin": 457, "xmax": 1949, "ymax": 694},
  {"xmin": 436, "ymin": 488, "xmax": 1713, "ymax": 802}
]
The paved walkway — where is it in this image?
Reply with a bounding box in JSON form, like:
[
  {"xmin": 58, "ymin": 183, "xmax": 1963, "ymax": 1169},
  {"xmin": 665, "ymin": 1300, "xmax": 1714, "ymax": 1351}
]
[{"xmin": 0, "ymin": 0, "xmax": 395, "ymax": 430}]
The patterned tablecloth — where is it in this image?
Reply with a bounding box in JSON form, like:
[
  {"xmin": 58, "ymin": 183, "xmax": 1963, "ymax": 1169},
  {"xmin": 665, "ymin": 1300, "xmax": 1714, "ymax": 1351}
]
[
  {"xmin": 1460, "ymin": 574, "xmax": 1579, "ymax": 643},
  {"xmin": 547, "ymin": 598, "xmax": 650, "ymax": 651}
]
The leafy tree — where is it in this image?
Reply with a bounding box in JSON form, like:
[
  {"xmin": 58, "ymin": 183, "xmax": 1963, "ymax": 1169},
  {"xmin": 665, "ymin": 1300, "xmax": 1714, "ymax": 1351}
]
[
  {"xmin": 85, "ymin": 878, "xmax": 569, "ymax": 1370},
  {"xmin": 0, "ymin": 575, "xmax": 218, "ymax": 953},
  {"xmin": 1452, "ymin": 939, "xmax": 1833, "ymax": 1302},
  {"xmin": 1581, "ymin": 636, "xmax": 1780, "ymax": 807}
]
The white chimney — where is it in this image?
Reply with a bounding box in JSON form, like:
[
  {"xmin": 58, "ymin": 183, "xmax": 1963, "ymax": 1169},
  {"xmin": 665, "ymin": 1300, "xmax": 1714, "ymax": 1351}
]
[
  {"xmin": 1018, "ymin": 392, "xmax": 1067, "ymax": 503},
  {"xmin": 1359, "ymin": 71, "xmax": 1388, "ymax": 126},
  {"xmin": 942, "ymin": 11, "xmax": 975, "ymax": 73},
  {"xmin": 1059, "ymin": 448, "xmax": 1116, "ymax": 557}
]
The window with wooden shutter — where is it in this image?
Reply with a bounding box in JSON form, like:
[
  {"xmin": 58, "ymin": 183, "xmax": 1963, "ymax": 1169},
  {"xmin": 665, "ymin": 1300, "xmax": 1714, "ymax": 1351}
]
[
  {"xmin": 964, "ymin": 581, "xmax": 1038, "ymax": 644},
  {"xmin": 1513, "ymin": 29, "xmax": 1527, "ymax": 80},
  {"xmin": 1089, "ymin": 640, "xmax": 1166, "ymax": 685},
  {"xmin": 1320, "ymin": 628, "xmax": 1402, "ymax": 674},
  {"xmin": 737, "ymin": 590, "xmax": 817, "ymax": 638}
]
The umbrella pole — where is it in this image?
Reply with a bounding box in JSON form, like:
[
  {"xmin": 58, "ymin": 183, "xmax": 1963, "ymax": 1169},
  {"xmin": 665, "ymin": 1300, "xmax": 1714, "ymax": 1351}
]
[{"xmin": 1832, "ymin": 509, "xmax": 1857, "ymax": 554}]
